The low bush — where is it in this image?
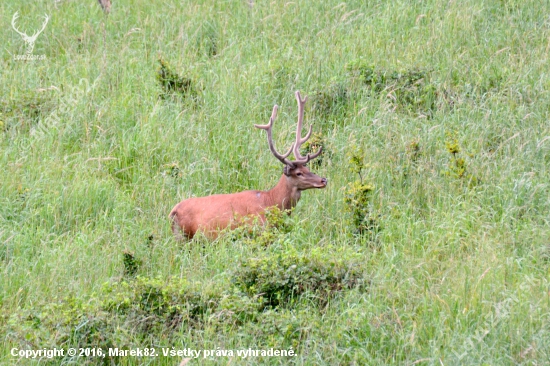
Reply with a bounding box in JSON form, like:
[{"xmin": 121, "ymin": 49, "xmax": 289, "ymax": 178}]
[
  {"xmin": 6, "ymin": 244, "xmax": 366, "ymax": 356},
  {"xmin": 6, "ymin": 277, "xmax": 220, "ymax": 354},
  {"xmin": 226, "ymin": 206, "xmax": 295, "ymax": 247},
  {"xmin": 347, "ymin": 61, "xmax": 439, "ymax": 116},
  {"xmin": 233, "ymin": 246, "xmax": 366, "ymax": 308},
  {"xmin": 344, "ymin": 145, "xmax": 379, "ymax": 235},
  {"xmin": 312, "ymin": 82, "xmax": 351, "ymax": 119},
  {"xmin": 444, "ymin": 131, "xmax": 480, "ymax": 188},
  {"xmin": 156, "ymin": 57, "xmax": 199, "ymax": 102}
]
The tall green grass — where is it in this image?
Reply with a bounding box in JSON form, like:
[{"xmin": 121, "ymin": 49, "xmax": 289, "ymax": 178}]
[{"xmin": 1, "ymin": 0, "xmax": 549, "ymax": 364}]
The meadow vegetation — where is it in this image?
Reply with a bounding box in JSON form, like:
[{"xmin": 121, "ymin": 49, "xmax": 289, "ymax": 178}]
[{"xmin": 1, "ymin": 0, "xmax": 549, "ymax": 364}]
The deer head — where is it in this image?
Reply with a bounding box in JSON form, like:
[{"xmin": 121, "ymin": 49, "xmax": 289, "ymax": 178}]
[
  {"xmin": 255, "ymin": 91, "xmax": 324, "ymax": 178},
  {"xmin": 11, "ymin": 12, "xmax": 49, "ymax": 55}
]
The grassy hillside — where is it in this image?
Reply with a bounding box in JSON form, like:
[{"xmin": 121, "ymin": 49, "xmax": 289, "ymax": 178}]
[{"xmin": 1, "ymin": 0, "xmax": 549, "ymax": 364}]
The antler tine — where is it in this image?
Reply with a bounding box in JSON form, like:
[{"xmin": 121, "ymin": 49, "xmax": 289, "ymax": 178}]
[
  {"xmin": 304, "ymin": 146, "xmax": 323, "ymax": 161},
  {"xmin": 11, "ymin": 12, "xmax": 26, "ymax": 38},
  {"xmin": 292, "ymin": 91, "xmax": 322, "ymax": 164},
  {"xmin": 30, "ymin": 14, "xmax": 49, "ymax": 39},
  {"xmin": 255, "ymin": 105, "xmax": 295, "ymax": 167},
  {"xmin": 37, "ymin": 14, "xmax": 49, "ymax": 35}
]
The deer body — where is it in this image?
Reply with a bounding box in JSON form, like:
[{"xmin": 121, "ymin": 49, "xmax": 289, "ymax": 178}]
[
  {"xmin": 170, "ymin": 91, "xmax": 327, "ymax": 240},
  {"xmin": 170, "ymin": 164, "xmax": 326, "ymax": 239}
]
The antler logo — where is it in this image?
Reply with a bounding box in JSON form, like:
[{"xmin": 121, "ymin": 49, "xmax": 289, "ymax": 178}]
[{"xmin": 11, "ymin": 11, "xmax": 49, "ymax": 58}]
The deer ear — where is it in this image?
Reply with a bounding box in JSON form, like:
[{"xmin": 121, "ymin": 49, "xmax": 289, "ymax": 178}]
[{"xmin": 283, "ymin": 165, "xmax": 291, "ymax": 176}]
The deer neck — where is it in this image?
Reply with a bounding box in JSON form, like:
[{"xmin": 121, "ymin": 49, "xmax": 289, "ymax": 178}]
[{"xmin": 265, "ymin": 174, "xmax": 301, "ymax": 211}]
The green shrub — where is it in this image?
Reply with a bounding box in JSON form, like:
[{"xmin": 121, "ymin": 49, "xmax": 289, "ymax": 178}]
[
  {"xmin": 6, "ymin": 297, "xmax": 115, "ymax": 359},
  {"xmin": 244, "ymin": 308, "xmax": 312, "ymax": 349},
  {"xmin": 156, "ymin": 57, "xmax": 198, "ymax": 101},
  {"xmin": 122, "ymin": 250, "xmax": 141, "ymax": 277},
  {"xmin": 6, "ymin": 258, "xmax": 364, "ymax": 355},
  {"xmin": 344, "ymin": 180, "xmax": 376, "ymax": 234},
  {"xmin": 444, "ymin": 131, "xmax": 480, "ymax": 187},
  {"xmin": 6, "ymin": 277, "xmax": 222, "ymax": 354},
  {"xmin": 101, "ymin": 277, "xmax": 219, "ymax": 329},
  {"xmin": 343, "ymin": 145, "xmax": 379, "ymax": 235},
  {"xmin": 210, "ymin": 290, "xmax": 264, "ymax": 327},
  {"xmin": 300, "ymin": 132, "xmax": 330, "ymax": 168},
  {"xmin": 312, "ymin": 82, "xmax": 351, "ymax": 119},
  {"xmin": 227, "ymin": 206, "xmax": 294, "ymax": 247},
  {"xmin": 233, "ymin": 246, "xmax": 365, "ymax": 308},
  {"xmin": 347, "ymin": 61, "xmax": 438, "ymax": 116},
  {"xmin": 162, "ymin": 162, "xmax": 183, "ymax": 179}
]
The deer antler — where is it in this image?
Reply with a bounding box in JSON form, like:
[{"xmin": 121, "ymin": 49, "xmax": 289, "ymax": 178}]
[
  {"xmin": 32, "ymin": 14, "xmax": 50, "ymax": 40},
  {"xmin": 11, "ymin": 12, "xmax": 49, "ymax": 55},
  {"xmin": 291, "ymin": 91, "xmax": 322, "ymax": 164},
  {"xmin": 254, "ymin": 105, "xmax": 295, "ymax": 167},
  {"xmin": 255, "ymin": 91, "xmax": 322, "ymax": 169},
  {"xmin": 11, "ymin": 12, "xmax": 27, "ymax": 39}
]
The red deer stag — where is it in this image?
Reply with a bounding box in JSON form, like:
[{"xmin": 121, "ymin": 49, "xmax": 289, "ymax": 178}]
[{"xmin": 169, "ymin": 91, "xmax": 327, "ymax": 240}]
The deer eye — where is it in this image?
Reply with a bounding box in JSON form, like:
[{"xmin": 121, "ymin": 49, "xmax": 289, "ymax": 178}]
[{"xmin": 296, "ymin": 172, "xmax": 303, "ymax": 176}]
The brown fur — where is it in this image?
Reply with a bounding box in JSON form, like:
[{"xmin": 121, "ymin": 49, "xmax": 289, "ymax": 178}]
[{"xmin": 169, "ymin": 164, "xmax": 326, "ymax": 240}]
